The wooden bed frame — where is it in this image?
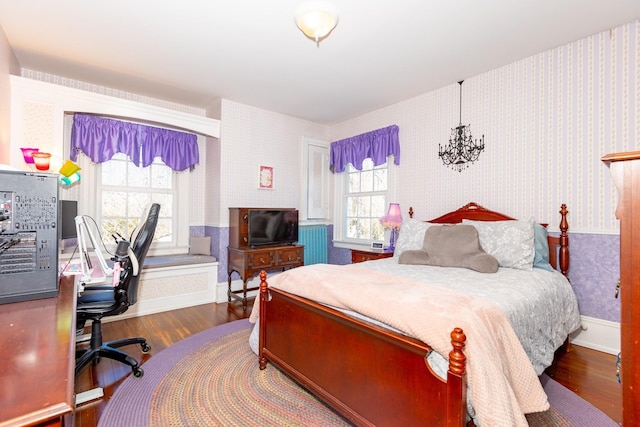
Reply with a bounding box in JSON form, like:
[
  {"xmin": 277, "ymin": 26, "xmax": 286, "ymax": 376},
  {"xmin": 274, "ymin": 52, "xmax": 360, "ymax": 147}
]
[{"xmin": 257, "ymin": 202, "xmax": 570, "ymax": 427}]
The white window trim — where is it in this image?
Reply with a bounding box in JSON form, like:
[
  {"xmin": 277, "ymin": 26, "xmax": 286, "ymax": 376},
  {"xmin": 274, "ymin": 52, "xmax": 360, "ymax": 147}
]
[{"xmin": 332, "ymin": 157, "xmax": 397, "ymax": 250}]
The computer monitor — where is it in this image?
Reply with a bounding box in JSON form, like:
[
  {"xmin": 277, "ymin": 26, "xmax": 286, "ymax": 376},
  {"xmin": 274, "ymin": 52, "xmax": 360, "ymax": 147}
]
[{"xmin": 59, "ymin": 200, "xmax": 78, "ymax": 240}]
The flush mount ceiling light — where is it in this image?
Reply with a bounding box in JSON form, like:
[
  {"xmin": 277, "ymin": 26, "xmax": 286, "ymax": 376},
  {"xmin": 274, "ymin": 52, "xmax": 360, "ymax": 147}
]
[{"xmin": 295, "ymin": 1, "xmax": 339, "ymax": 47}]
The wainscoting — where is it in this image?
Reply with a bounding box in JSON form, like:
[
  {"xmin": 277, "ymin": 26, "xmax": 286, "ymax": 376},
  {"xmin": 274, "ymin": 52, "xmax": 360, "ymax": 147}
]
[{"xmin": 103, "ymin": 256, "xmax": 219, "ymax": 323}]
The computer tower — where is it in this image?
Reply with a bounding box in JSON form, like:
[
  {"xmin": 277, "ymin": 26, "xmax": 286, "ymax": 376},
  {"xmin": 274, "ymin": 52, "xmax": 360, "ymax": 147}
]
[{"xmin": 0, "ymin": 170, "xmax": 59, "ymax": 304}]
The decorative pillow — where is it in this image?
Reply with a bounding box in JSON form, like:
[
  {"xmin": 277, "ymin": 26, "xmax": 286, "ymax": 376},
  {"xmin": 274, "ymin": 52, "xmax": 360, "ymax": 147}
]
[
  {"xmin": 393, "ymin": 219, "xmax": 434, "ymax": 257},
  {"xmin": 398, "ymin": 224, "xmax": 498, "ymax": 273},
  {"xmin": 533, "ymin": 223, "xmax": 554, "ymax": 272},
  {"xmin": 462, "ymin": 219, "xmax": 535, "ymax": 270},
  {"xmin": 189, "ymin": 236, "xmax": 211, "ymax": 256}
]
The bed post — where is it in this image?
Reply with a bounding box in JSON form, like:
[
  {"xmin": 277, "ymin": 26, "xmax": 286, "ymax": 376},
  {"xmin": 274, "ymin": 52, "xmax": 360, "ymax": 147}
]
[
  {"xmin": 258, "ymin": 270, "xmax": 268, "ymax": 370},
  {"xmin": 447, "ymin": 327, "xmax": 467, "ymax": 427},
  {"xmin": 558, "ymin": 204, "xmax": 569, "ymax": 277}
]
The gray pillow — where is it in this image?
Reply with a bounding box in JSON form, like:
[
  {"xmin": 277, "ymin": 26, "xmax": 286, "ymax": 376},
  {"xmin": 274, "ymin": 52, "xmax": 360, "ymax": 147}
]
[
  {"xmin": 189, "ymin": 236, "xmax": 211, "ymax": 255},
  {"xmin": 398, "ymin": 224, "xmax": 498, "ymax": 273}
]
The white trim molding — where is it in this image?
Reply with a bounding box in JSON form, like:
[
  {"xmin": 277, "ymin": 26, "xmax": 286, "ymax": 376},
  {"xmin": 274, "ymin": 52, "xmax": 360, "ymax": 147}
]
[{"xmin": 570, "ymin": 315, "xmax": 620, "ymax": 355}]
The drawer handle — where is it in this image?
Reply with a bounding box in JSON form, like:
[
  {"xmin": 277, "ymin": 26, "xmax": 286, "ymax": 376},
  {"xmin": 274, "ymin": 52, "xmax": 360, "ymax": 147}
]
[
  {"xmin": 259, "ymin": 257, "xmax": 265, "ymax": 264},
  {"xmin": 288, "ymin": 255, "xmax": 292, "ymax": 260}
]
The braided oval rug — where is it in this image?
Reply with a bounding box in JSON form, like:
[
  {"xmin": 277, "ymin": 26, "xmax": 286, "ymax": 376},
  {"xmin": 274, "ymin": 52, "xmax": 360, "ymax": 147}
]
[
  {"xmin": 99, "ymin": 319, "xmax": 614, "ymax": 427},
  {"xmin": 148, "ymin": 327, "xmax": 348, "ymax": 426}
]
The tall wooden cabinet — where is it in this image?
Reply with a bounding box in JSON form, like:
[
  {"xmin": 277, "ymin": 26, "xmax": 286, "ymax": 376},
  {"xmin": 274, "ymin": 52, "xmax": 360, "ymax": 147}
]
[
  {"xmin": 227, "ymin": 208, "xmax": 304, "ymax": 311},
  {"xmin": 602, "ymin": 151, "xmax": 640, "ymax": 425}
]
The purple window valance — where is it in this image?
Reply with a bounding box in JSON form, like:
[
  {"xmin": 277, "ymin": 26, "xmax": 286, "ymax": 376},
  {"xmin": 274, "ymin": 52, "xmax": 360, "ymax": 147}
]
[
  {"xmin": 329, "ymin": 125, "xmax": 400, "ymax": 173},
  {"xmin": 70, "ymin": 113, "xmax": 199, "ymax": 171}
]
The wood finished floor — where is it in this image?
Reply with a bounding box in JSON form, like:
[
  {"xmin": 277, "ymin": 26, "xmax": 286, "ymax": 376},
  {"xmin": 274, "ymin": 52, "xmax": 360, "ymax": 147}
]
[{"xmin": 74, "ymin": 301, "xmax": 622, "ymax": 426}]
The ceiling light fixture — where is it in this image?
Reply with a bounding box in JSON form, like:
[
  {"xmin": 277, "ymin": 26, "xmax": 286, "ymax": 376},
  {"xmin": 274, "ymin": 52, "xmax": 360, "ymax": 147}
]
[
  {"xmin": 438, "ymin": 80, "xmax": 485, "ymax": 172},
  {"xmin": 295, "ymin": 1, "xmax": 339, "ymax": 47}
]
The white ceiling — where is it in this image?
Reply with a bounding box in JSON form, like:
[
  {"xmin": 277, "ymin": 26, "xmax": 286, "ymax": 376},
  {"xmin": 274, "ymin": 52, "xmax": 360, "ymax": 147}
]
[{"xmin": 0, "ymin": 1, "xmax": 639, "ymax": 125}]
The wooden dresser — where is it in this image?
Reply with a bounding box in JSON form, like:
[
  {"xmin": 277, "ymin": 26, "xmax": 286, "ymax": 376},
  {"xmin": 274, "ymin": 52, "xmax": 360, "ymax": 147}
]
[
  {"xmin": 228, "ymin": 208, "xmax": 304, "ymax": 311},
  {"xmin": 602, "ymin": 151, "xmax": 640, "ymax": 425},
  {"xmin": 351, "ymin": 248, "xmax": 394, "ymax": 263}
]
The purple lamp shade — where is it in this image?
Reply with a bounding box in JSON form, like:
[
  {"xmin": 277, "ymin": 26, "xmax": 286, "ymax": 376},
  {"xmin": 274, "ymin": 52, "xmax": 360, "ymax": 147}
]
[
  {"xmin": 380, "ymin": 203, "xmax": 402, "ymax": 228},
  {"xmin": 20, "ymin": 148, "xmax": 39, "ymax": 164},
  {"xmin": 380, "ymin": 203, "xmax": 403, "ymax": 251}
]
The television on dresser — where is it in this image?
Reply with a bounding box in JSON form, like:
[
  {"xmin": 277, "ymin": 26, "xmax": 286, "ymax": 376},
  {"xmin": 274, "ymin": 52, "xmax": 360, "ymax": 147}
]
[{"xmin": 248, "ymin": 209, "xmax": 299, "ymax": 247}]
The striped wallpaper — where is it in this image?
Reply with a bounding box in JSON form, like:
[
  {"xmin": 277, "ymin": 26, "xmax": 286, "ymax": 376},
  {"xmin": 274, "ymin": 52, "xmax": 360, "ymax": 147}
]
[{"xmin": 331, "ymin": 20, "xmax": 639, "ymax": 234}]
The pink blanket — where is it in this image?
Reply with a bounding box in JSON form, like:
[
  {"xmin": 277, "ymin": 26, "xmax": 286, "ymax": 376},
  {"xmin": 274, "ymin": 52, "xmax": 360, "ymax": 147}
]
[{"xmin": 251, "ymin": 263, "xmax": 548, "ymax": 426}]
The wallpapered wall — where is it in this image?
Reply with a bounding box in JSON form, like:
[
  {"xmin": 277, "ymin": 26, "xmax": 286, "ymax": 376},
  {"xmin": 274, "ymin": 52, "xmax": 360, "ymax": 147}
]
[
  {"xmin": 0, "ymin": 26, "xmax": 19, "ymax": 163},
  {"xmin": 327, "ymin": 21, "xmax": 639, "ymax": 322},
  {"xmin": 332, "ymin": 21, "xmax": 638, "ymax": 234},
  {"xmin": 216, "ymin": 99, "xmax": 329, "ymax": 225}
]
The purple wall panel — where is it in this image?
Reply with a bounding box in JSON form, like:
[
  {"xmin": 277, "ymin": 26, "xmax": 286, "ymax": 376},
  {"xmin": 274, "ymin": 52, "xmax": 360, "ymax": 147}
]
[{"xmin": 567, "ymin": 233, "xmax": 620, "ymax": 322}]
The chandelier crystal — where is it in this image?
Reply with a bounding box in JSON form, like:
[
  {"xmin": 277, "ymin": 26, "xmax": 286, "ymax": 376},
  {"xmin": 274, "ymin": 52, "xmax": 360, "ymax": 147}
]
[{"xmin": 438, "ymin": 80, "xmax": 485, "ymax": 172}]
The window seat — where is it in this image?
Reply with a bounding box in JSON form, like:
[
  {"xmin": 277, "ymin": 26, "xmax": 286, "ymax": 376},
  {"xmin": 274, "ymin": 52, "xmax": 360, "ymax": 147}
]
[
  {"xmin": 142, "ymin": 254, "xmax": 217, "ymax": 269},
  {"xmin": 105, "ymin": 254, "xmax": 219, "ymax": 322}
]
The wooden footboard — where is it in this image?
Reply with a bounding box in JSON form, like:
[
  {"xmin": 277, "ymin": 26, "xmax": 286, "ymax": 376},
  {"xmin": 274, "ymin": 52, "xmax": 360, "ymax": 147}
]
[{"xmin": 258, "ymin": 271, "xmax": 467, "ymax": 427}]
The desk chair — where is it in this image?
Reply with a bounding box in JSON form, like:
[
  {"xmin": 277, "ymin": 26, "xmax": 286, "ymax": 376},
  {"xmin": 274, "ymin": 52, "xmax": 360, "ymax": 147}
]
[{"xmin": 75, "ymin": 203, "xmax": 160, "ymax": 378}]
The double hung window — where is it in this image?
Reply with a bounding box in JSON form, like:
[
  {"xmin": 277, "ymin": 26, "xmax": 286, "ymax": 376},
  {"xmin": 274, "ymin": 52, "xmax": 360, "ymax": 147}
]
[{"xmin": 344, "ymin": 158, "xmax": 388, "ymax": 242}]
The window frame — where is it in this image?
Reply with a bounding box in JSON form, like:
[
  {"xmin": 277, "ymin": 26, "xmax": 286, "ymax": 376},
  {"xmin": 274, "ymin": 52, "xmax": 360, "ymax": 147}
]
[{"xmin": 332, "ymin": 157, "xmax": 397, "ymax": 249}]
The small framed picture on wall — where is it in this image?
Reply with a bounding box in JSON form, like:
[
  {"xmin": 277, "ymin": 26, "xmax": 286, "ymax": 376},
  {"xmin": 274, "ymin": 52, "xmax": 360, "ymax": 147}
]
[{"xmin": 259, "ymin": 165, "xmax": 274, "ymax": 189}]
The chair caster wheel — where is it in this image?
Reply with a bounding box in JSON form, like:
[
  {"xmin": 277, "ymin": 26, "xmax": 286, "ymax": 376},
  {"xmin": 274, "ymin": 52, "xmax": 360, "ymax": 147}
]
[
  {"xmin": 141, "ymin": 343, "xmax": 151, "ymax": 353},
  {"xmin": 132, "ymin": 367, "xmax": 144, "ymax": 378}
]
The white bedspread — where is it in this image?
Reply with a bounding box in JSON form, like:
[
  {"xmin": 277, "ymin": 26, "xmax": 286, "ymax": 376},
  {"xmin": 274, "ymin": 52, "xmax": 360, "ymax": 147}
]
[{"xmin": 356, "ymin": 258, "xmax": 581, "ymax": 375}]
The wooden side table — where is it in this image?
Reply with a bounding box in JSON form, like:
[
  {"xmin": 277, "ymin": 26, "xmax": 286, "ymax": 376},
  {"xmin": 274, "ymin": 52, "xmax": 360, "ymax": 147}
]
[{"xmin": 351, "ymin": 248, "xmax": 394, "ymax": 263}]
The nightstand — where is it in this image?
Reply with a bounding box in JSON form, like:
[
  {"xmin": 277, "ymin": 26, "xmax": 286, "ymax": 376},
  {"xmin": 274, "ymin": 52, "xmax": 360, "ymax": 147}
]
[{"xmin": 351, "ymin": 248, "xmax": 394, "ymax": 263}]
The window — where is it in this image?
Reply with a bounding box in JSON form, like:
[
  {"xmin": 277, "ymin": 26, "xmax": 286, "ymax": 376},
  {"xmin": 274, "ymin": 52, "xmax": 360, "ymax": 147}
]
[
  {"xmin": 73, "ymin": 152, "xmax": 191, "ymax": 257},
  {"xmin": 334, "ymin": 157, "xmax": 395, "ymax": 247},
  {"xmin": 99, "ymin": 153, "xmax": 175, "ymax": 245}
]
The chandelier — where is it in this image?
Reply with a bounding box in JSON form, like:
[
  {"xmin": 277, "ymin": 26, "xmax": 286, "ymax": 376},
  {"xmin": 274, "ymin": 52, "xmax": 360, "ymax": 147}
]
[{"xmin": 438, "ymin": 80, "xmax": 485, "ymax": 172}]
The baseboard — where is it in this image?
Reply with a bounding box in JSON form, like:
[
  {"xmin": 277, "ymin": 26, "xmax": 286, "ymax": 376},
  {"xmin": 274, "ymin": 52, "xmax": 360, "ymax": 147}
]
[{"xmin": 570, "ymin": 315, "xmax": 620, "ymax": 355}]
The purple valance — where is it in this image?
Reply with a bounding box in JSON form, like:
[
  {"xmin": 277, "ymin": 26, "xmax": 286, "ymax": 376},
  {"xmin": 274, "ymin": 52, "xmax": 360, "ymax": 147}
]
[
  {"xmin": 70, "ymin": 113, "xmax": 199, "ymax": 171},
  {"xmin": 329, "ymin": 125, "xmax": 400, "ymax": 173}
]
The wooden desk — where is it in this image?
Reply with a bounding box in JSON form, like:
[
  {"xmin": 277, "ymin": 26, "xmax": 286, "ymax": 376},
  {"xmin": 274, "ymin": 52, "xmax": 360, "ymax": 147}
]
[{"xmin": 0, "ymin": 275, "xmax": 76, "ymax": 427}]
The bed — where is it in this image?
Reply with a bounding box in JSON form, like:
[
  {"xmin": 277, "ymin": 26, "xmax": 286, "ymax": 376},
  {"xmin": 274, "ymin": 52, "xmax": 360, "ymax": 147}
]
[{"xmin": 249, "ymin": 202, "xmax": 580, "ymax": 427}]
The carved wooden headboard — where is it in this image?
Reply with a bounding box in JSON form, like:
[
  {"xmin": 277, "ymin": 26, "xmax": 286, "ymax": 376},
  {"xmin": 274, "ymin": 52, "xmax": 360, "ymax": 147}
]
[{"xmin": 408, "ymin": 202, "xmax": 569, "ymax": 277}]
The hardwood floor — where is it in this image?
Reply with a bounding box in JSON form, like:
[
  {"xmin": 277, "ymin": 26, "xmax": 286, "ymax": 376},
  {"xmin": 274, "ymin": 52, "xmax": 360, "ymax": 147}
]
[{"xmin": 74, "ymin": 301, "xmax": 622, "ymax": 426}]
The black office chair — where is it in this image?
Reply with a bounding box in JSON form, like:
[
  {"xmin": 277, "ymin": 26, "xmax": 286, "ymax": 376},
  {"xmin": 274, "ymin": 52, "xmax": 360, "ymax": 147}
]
[{"xmin": 75, "ymin": 203, "xmax": 160, "ymax": 378}]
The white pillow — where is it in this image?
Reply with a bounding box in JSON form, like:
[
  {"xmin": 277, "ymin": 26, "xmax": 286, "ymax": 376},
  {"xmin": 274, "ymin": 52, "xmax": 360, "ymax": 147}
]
[
  {"xmin": 462, "ymin": 219, "xmax": 535, "ymax": 270},
  {"xmin": 393, "ymin": 219, "xmax": 433, "ymax": 257}
]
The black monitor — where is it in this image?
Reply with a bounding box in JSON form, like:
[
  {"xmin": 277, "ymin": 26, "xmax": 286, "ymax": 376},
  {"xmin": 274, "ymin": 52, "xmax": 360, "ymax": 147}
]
[{"xmin": 59, "ymin": 200, "xmax": 78, "ymax": 240}]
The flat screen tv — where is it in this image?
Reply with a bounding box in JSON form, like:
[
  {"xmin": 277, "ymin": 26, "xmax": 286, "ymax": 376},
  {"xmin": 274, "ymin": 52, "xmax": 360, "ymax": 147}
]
[{"xmin": 248, "ymin": 209, "xmax": 299, "ymax": 247}]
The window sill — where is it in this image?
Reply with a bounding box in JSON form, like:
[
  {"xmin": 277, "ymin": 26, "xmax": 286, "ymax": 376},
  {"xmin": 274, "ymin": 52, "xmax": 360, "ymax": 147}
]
[{"xmin": 332, "ymin": 241, "xmax": 380, "ymax": 251}]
